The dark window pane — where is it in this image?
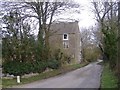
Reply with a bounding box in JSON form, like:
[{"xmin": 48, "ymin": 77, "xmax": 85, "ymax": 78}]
[{"xmin": 64, "ymin": 34, "xmax": 67, "ymax": 39}]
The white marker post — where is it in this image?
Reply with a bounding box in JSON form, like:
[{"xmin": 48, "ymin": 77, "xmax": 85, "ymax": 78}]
[{"xmin": 17, "ymin": 76, "xmax": 20, "ymax": 83}]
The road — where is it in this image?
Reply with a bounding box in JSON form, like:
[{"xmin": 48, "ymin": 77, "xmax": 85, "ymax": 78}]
[{"xmin": 15, "ymin": 62, "xmax": 103, "ymax": 88}]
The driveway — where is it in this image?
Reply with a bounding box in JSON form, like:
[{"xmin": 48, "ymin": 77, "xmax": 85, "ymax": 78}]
[{"xmin": 15, "ymin": 61, "xmax": 103, "ymax": 88}]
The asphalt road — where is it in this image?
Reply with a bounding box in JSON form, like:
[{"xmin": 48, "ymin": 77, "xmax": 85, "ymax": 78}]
[{"xmin": 15, "ymin": 62, "xmax": 103, "ymax": 88}]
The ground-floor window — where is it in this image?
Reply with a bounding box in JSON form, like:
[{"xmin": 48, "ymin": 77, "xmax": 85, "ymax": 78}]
[{"xmin": 63, "ymin": 41, "xmax": 69, "ymax": 48}]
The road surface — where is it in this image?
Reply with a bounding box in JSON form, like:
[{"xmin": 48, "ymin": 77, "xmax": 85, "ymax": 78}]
[{"xmin": 15, "ymin": 62, "xmax": 103, "ymax": 88}]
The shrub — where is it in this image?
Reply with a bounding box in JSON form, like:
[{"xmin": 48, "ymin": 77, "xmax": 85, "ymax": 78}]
[
  {"xmin": 83, "ymin": 47, "xmax": 101, "ymax": 62},
  {"xmin": 3, "ymin": 61, "xmax": 47, "ymax": 76},
  {"xmin": 47, "ymin": 59, "xmax": 60, "ymax": 69},
  {"xmin": 3, "ymin": 61, "xmax": 25, "ymax": 76},
  {"xmin": 49, "ymin": 49, "xmax": 63, "ymax": 67},
  {"xmin": 63, "ymin": 55, "xmax": 72, "ymax": 64},
  {"xmin": 32, "ymin": 61, "xmax": 47, "ymax": 73}
]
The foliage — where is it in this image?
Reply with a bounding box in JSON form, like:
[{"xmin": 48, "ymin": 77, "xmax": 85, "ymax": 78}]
[
  {"xmin": 2, "ymin": 62, "xmax": 89, "ymax": 88},
  {"xmin": 2, "ymin": 11, "xmax": 48, "ymax": 76},
  {"xmin": 83, "ymin": 46, "xmax": 101, "ymax": 62},
  {"xmin": 103, "ymin": 27, "xmax": 117, "ymax": 68},
  {"xmin": 1, "ymin": 1, "xmax": 81, "ymax": 77},
  {"xmin": 92, "ymin": 1, "xmax": 118, "ymax": 69},
  {"xmin": 1, "ymin": 11, "xmax": 68, "ymax": 75},
  {"xmin": 3, "ymin": 61, "xmax": 27, "ymax": 76},
  {"xmin": 48, "ymin": 49, "xmax": 63, "ymax": 69},
  {"xmin": 92, "ymin": 2, "xmax": 120, "ymax": 87},
  {"xmin": 50, "ymin": 48, "xmax": 72, "ymax": 66},
  {"xmin": 3, "ymin": 61, "xmax": 48, "ymax": 76},
  {"xmin": 47, "ymin": 59, "xmax": 60, "ymax": 69}
]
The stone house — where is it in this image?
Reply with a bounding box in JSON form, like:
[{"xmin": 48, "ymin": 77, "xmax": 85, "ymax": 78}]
[{"xmin": 49, "ymin": 21, "xmax": 81, "ymax": 63}]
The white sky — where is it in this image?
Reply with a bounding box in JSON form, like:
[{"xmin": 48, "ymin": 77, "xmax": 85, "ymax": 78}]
[
  {"xmin": 75, "ymin": 0, "xmax": 96, "ymax": 28},
  {"xmin": 33, "ymin": 0, "xmax": 96, "ymax": 35},
  {"xmin": 1, "ymin": 0, "xmax": 97, "ymax": 35},
  {"xmin": 53, "ymin": 0, "xmax": 96, "ymax": 28}
]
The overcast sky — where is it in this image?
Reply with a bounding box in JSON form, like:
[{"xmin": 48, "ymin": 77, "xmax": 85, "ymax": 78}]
[
  {"xmin": 75, "ymin": 0, "xmax": 96, "ymax": 28},
  {"xmin": 0, "ymin": 0, "xmax": 97, "ymax": 35},
  {"xmin": 53, "ymin": 0, "xmax": 96, "ymax": 28}
]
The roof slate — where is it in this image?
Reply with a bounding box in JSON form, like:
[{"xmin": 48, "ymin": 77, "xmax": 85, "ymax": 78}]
[{"xmin": 50, "ymin": 21, "xmax": 80, "ymax": 34}]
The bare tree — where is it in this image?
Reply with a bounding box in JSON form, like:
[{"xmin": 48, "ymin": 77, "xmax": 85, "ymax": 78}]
[
  {"xmin": 91, "ymin": 1, "xmax": 117, "ymax": 59},
  {"xmin": 1, "ymin": 1, "xmax": 80, "ymax": 60},
  {"xmin": 80, "ymin": 27, "xmax": 96, "ymax": 61}
]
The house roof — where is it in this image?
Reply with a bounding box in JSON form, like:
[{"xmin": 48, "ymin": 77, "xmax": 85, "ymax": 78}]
[{"xmin": 50, "ymin": 21, "xmax": 80, "ymax": 35}]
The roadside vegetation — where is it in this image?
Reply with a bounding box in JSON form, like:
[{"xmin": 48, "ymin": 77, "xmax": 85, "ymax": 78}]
[
  {"xmin": 1, "ymin": 1, "xmax": 120, "ymax": 89},
  {"xmin": 80, "ymin": 27, "xmax": 101, "ymax": 63},
  {"xmin": 101, "ymin": 63, "xmax": 118, "ymax": 88},
  {"xmin": 92, "ymin": 2, "xmax": 120, "ymax": 88},
  {"xmin": 1, "ymin": 2, "xmax": 80, "ymax": 78},
  {"xmin": 83, "ymin": 46, "xmax": 101, "ymax": 62},
  {"xmin": 1, "ymin": 2, "xmax": 91, "ymax": 88},
  {"xmin": 2, "ymin": 62, "xmax": 88, "ymax": 88}
]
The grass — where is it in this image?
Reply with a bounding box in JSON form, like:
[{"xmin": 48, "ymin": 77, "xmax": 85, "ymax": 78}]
[
  {"xmin": 101, "ymin": 63, "xmax": 118, "ymax": 88},
  {"xmin": 2, "ymin": 62, "xmax": 88, "ymax": 88}
]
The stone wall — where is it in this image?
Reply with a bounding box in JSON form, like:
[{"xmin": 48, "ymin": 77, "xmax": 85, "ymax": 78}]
[{"xmin": 49, "ymin": 21, "xmax": 81, "ymax": 63}]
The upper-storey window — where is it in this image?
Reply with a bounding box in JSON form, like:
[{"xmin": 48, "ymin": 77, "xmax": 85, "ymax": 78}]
[{"xmin": 63, "ymin": 33, "xmax": 68, "ymax": 40}]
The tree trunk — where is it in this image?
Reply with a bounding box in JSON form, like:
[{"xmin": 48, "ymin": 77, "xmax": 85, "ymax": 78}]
[{"xmin": 45, "ymin": 31, "xmax": 50, "ymax": 60}]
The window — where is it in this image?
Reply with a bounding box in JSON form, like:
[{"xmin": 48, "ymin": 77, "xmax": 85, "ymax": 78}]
[
  {"xmin": 63, "ymin": 33, "xmax": 68, "ymax": 40},
  {"xmin": 63, "ymin": 42, "xmax": 69, "ymax": 48}
]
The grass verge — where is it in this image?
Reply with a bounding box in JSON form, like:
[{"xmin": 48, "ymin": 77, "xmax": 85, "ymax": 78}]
[
  {"xmin": 101, "ymin": 63, "xmax": 118, "ymax": 88},
  {"xmin": 2, "ymin": 62, "xmax": 88, "ymax": 88}
]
